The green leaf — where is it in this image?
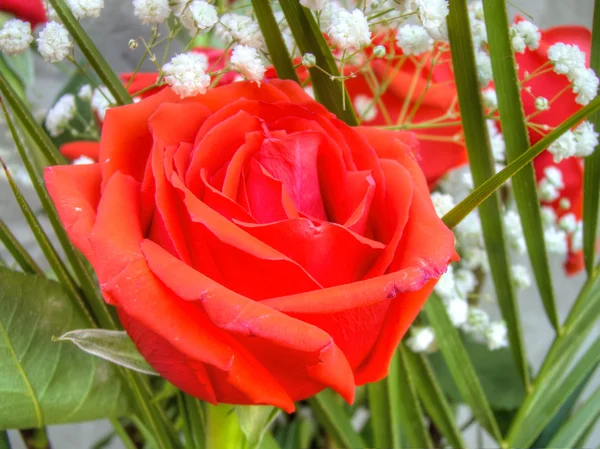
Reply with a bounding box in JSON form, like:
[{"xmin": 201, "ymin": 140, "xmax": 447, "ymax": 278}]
[
  {"xmin": 0, "ymin": 71, "xmax": 65, "ymax": 166},
  {"xmin": 367, "ymin": 353, "xmax": 401, "ymax": 448},
  {"xmin": 584, "ymin": 0, "xmax": 600, "ymax": 274},
  {"xmin": 403, "ymin": 347, "xmax": 465, "ymax": 449},
  {"xmin": 205, "ymin": 404, "xmax": 245, "ymax": 449},
  {"xmin": 1, "ymin": 50, "xmax": 34, "ymax": 91},
  {"xmin": 251, "ymin": 0, "xmax": 299, "ymax": 82},
  {"xmin": 0, "ymin": 431, "xmax": 10, "ymax": 449},
  {"xmin": 483, "ymin": 0, "xmax": 560, "ymax": 331},
  {"xmin": 507, "ymin": 336, "xmax": 600, "ymax": 447},
  {"xmin": 395, "ymin": 346, "xmax": 434, "ymax": 448},
  {"xmin": 180, "ymin": 394, "xmax": 205, "ymax": 449},
  {"xmin": 259, "ymin": 432, "xmax": 281, "ymax": 449},
  {"xmin": 0, "ymin": 219, "xmax": 43, "ymax": 276},
  {"xmin": 48, "ymin": 0, "xmax": 132, "ymax": 106},
  {"xmin": 57, "ymin": 329, "xmax": 158, "ymax": 376},
  {"xmin": 278, "ymin": 0, "xmax": 358, "ymax": 126},
  {"xmin": 0, "ymin": 268, "xmax": 131, "ymax": 429},
  {"xmin": 307, "ymin": 389, "xmax": 365, "ymax": 449},
  {"xmin": 442, "ymin": 93, "xmax": 600, "ymax": 229},
  {"xmin": 446, "ymin": 0, "xmax": 529, "ymax": 389},
  {"xmin": 423, "ymin": 294, "xmax": 502, "ymax": 441},
  {"xmin": 235, "ymin": 406, "xmax": 280, "ymax": 449},
  {"xmin": 429, "ymin": 335, "xmax": 526, "ymax": 410}
]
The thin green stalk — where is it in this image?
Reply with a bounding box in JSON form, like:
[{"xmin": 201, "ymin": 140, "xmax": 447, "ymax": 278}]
[
  {"xmin": 48, "ymin": 0, "xmax": 132, "ymax": 106},
  {"xmin": 0, "ymin": 219, "xmax": 43, "ymax": 275},
  {"xmin": 367, "ymin": 354, "xmax": 401, "ymax": 448},
  {"xmin": 109, "ymin": 419, "xmax": 138, "ymax": 449},
  {"xmin": 483, "ymin": 0, "xmax": 560, "ymax": 331},
  {"xmin": 583, "ymin": 0, "xmax": 600, "ymax": 274},
  {"xmin": 447, "ymin": 0, "xmax": 529, "ymax": 388}
]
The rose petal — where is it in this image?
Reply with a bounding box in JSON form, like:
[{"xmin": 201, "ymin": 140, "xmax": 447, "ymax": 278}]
[{"xmin": 60, "ymin": 141, "xmax": 100, "ymax": 162}]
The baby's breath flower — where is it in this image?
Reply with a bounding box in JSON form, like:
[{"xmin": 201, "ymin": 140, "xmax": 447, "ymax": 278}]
[
  {"xmin": 216, "ymin": 13, "xmax": 264, "ymax": 49},
  {"xmin": 511, "ymin": 20, "xmax": 540, "ymax": 52},
  {"xmin": 300, "ymin": 0, "xmax": 326, "ymax": 10},
  {"xmin": 487, "ymin": 120, "xmax": 506, "ymax": 161},
  {"xmin": 573, "ymin": 120, "xmax": 599, "ymax": 156},
  {"xmin": 37, "ymin": 21, "xmax": 72, "ymax": 63},
  {"xmin": 434, "ymin": 265, "xmax": 456, "ymax": 300},
  {"xmin": 544, "ymin": 226, "xmax": 568, "ymax": 256},
  {"xmin": 544, "ymin": 166, "xmax": 564, "ymax": 189},
  {"xmin": 373, "ymin": 45, "xmax": 386, "ymax": 58},
  {"xmin": 73, "ymin": 155, "xmax": 95, "ymax": 165},
  {"xmin": 406, "ymin": 326, "xmax": 436, "ymax": 353},
  {"xmin": 77, "ymin": 84, "xmax": 93, "ymax": 100},
  {"xmin": 463, "ymin": 307, "xmax": 490, "ymax": 337},
  {"xmin": 163, "ymin": 53, "xmax": 211, "ymax": 98},
  {"xmin": 416, "ymin": 0, "xmax": 449, "ymax": 40},
  {"xmin": 178, "ymin": 0, "xmax": 218, "ymax": 33},
  {"xmin": 475, "ymin": 49, "xmax": 493, "ymax": 86},
  {"xmin": 328, "ymin": 9, "xmax": 371, "ymax": 50},
  {"xmin": 572, "ymin": 67, "xmax": 599, "ymax": 106},
  {"xmin": 512, "ymin": 264, "xmax": 531, "ymax": 290},
  {"xmin": 559, "ymin": 198, "xmax": 571, "ymax": 210},
  {"xmin": 548, "ymin": 130, "xmax": 578, "ymax": 163},
  {"xmin": 504, "ymin": 209, "xmax": 526, "ymax": 254},
  {"xmin": 485, "ymin": 321, "xmax": 508, "ymax": 350},
  {"xmin": 548, "ymin": 43, "xmax": 586, "ymax": 81},
  {"xmin": 481, "ymin": 88, "xmax": 497, "ymax": 109},
  {"xmin": 230, "ymin": 45, "xmax": 265, "ymax": 84},
  {"xmin": 396, "ymin": 24, "xmax": 433, "ymax": 56},
  {"xmin": 455, "ymin": 268, "xmax": 477, "ymax": 298},
  {"xmin": 133, "ymin": 0, "xmax": 171, "ymax": 25},
  {"xmin": 558, "ymin": 212, "xmax": 577, "ymax": 234},
  {"xmin": 571, "ymin": 221, "xmax": 583, "ymax": 252},
  {"xmin": 430, "ymin": 192, "xmax": 455, "ymax": 218},
  {"xmin": 535, "ymin": 96, "xmax": 549, "ymax": 111},
  {"xmin": 353, "ymin": 95, "xmax": 377, "ymax": 122},
  {"xmin": 538, "ymin": 178, "xmax": 560, "ymax": 202},
  {"xmin": 66, "ymin": 0, "xmax": 104, "ymax": 19},
  {"xmin": 0, "ymin": 19, "xmax": 33, "ymax": 56},
  {"xmin": 445, "ymin": 297, "xmax": 469, "ymax": 327},
  {"xmin": 45, "ymin": 94, "xmax": 76, "ymax": 137},
  {"xmin": 540, "ymin": 206, "xmax": 557, "ymax": 228},
  {"xmin": 91, "ymin": 86, "xmax": 115, "ymax": 120},
  {"xmin": 302, "ymin": 53, "xmax": 316, "ymax": 68}
]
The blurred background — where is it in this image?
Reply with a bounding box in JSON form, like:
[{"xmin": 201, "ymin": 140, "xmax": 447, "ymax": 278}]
[{"xmin": 2, "ymin": 0, "xmax": 598, "ymax": 447}]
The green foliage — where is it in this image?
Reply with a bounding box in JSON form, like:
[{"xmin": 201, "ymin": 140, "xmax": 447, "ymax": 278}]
[{"xmin": 0, "ymin": 269, "xmax": 131, "ymax": 429}]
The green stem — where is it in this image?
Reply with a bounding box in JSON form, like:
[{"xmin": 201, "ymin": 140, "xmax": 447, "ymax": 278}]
[{"xmin": 205, "ymin": 404, "xmax": 245, "ymax": 449}]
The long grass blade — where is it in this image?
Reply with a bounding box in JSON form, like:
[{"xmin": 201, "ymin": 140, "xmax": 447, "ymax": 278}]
[
  {"xmin": 367, "ymin": 352, "xmax": 401, "ymax": 448},
  {"xmin": 48, "ymin": 0, "xmax": 132, "ymax": 106},
  {"xmin": 0, "ymin": 219, "xmax": 43, "ymax": 275},
  {"xmin": 447, "ymin": 0, "xmax": 528, "ymax": 388},
  {"xmin": 423, "ymin": 294, "xmax": 503, "ymax": 442},
  {"xmin": 483, "ymin": 0, "xmax": 560, "ymax": 331},
  {"xmin": 584, "ymin": 0, "xmax": 600, "ymax": 274}
]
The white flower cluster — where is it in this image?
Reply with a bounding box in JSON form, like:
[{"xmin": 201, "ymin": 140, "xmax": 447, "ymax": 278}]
[
  {"xmin": 66, "ymin": 0, "xmax": 104, "ymax": 19},
  {"xmin": 510, "ymin": 20, "xmax": 541, "ymax": 54},
  {"xmin": 37, "ymin": 21, "xmax": 72, "ymax": 63},
  {"xmin": 547, "ymin": 120, "xmax": 599, "ymax": 162},
  {"xmin": 133, "ymin": 0, "xmax": 171, "ymax": 25},
  {"xmin": 45, "ymin": 94, "xmax": 76, "ymax": 137},
  {"xmin": 328, "ymin": 9, "xmax": 371, "ymax": 50},
  {"xmin": 415, "ymin": 0, "xmax": 449, "ymax": 41},
  {"xmin": 300, "ymin": 0, "xmax": 326, "ymax": 10},
  {"xmin": 548, "ymin": 43, "xmax": 599, "ymax": 105},
  {"xmin": 353, "ymin": 95, "xmax": 378, "ymax": 122},
  {"xmin": 163, "ymin": 52, "xmax": 211, "ymax": 98},
  {"xmin": 487, "ymin": 120, "xmax": 506, "ymax": 162},
  {"xmin": 216, "ymin": 13, "xmax": 264, "ymax": 50},
  {"xmin": 91, "ymin": 86, "xmax": 115, "ymax": 120},
  {"xmin": 0, "ymin": 19, "xmax": 33, "ymax": 56},
  {"xmin": 230, "ymin": 45, "xmax": 266, "ymax": 84},
  {"xmin": 177, "ymin": 0, "xmax": 218, "ymax": 34},
  {"xmin": 396, "ymin": 24, "xmax": 433, "ymax": 56}
]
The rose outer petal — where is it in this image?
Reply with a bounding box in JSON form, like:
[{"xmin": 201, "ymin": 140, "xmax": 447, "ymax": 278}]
[{"xmin": 60, "ymin": 141, "xmax": 100, "ymax": 162}]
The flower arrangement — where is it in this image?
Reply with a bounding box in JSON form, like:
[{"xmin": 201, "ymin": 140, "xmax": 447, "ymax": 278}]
[{"xmin": 0, "ymin": 0, "xmax": 599, "ymax": 448}]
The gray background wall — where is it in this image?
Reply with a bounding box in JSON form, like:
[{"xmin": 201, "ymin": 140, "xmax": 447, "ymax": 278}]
[{"xmin": 3, "ymin": 0, "xmax": 598, "ymax": 447}]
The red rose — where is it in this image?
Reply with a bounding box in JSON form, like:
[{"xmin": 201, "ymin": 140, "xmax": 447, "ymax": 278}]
[
  {"xmin": 516, "ymin": 21, "xmax": 593, "ymax": 274},
  {"xmin": 0, "ymin": 0, "xmax": 46, "ymax": 27},
  {"xmin": 46, "ymin": 80, "xmax": 456, "ymax": 410}
]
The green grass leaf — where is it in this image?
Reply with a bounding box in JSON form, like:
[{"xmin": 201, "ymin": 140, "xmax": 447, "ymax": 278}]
[
  {"xmin": 446, "ymin": 0, "xmax": 528, "ymax": 388},
  {"xmin": 0, "ymin": 269, "xmax": 131, "ymax": 429},
  {"xmin": 403, "ymin": 347, "xmax": 465, "ymax": 449},
  {"xmin": 48, "ymin": 0, "xmax": 131, "ymax": 106},
  {"xmin": 423, "ymin": 294, "xmax": 503, "ymax": 442},
  {"xmin": 584, "ymin": 0, "xmax": 600, "ymax": 274},
  {"xmin": 278, "ymin": 0, "xmax": 358, "ymax": 126},
  {"xmin": 308, "ymin": 389, "xmax": 365, "ymax": 449},
  {"xmin": 483, "ymin": 0, "xmax": 560, "ymax": 331},
  {"xmin": 0, "ymin": 219, "xmax": 43, "ymax": 276},
  {"xmin": 236, "ymin": 406, "xmax": 280, "ymax": 449},
  {"xmin": 251, "ymin": 0, "xmax": 299, "ymax": 82}
]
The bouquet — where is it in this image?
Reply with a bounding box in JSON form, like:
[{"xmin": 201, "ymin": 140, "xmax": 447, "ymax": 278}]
[{"xmin": 0, "ymin": 0, "xmax": 599, "ymax": 448}]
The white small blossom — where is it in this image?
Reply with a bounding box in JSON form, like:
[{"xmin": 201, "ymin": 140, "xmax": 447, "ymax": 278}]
[
  {"xmin": 544, "ymin": 166, "xmax": 564, "ymax": 189},
  {"xmin": 302, "ymin": 53, "xmax": 316, "ymax": 68},
  {"xmin": 66, "ymin": 0, "xmax": 104, "ymax": 19},
  {"xmin": 475, "ymin": 49, "xmax": 493, "ymax": 86},
  {"xmin": 538, "ymin": 179, "xmax": 560, "ymax": 202},
  {"xmin": 482, "ymin": 88, "xmax": 497, "ymax": 109},
  {"xmin": 512, "ymin": 264, "xmax": 531, "ymax": 290},
  {"xmin": 44, "ymin": 2, "xmax": 60, "ymax": 21},
  {"xmin": 535, "ymin": 96, "xmax": 549, "ymax": 111},
  {"xmin": 396, "ymin": 24, "xmax": 433, "ymax": 56},
  {"xmin": 304, "ymin": 86, "xmax": 315, "ymax": 99},
  {"xmin": 548, "ymin": 130, "xmax": 577, "ymax": 163},
  {"xmin": 73, "ymin": 155, "xmax": 95, "ymax": 165},
  {"xmin": 544, "ymin": 226, "xmax": 569, "ymax": 256},
  {"xmin": 300, "ymin": 0, "xmax": 326, "ymax": 10},
  {"xmin": 558, "ymin": 212, "xmax": 577, "ymax": 234},
  {"xmin": 407, "ymin": 326, "xmax": 436, "ymax": 353},
  {"xmin": 457, "ymin": 212, "xmax": 483, "ymax": 248},
  {"xmin": 0, "ymin": 19, "xmax": 33, "ymax": 56},
  {"xmin": 573, "ymin": 120, "xmax": 599, "ymax": 157},
  {"xmin": 163, "ymin": 53, "xmax": 211, "ymax": 98},
  {"xmin": 462, "ymin": 247, "xmax": 489, "ymax": 272},
  {"xmin": 430, "ymin": 192, "xmax": 455, "ymax": 218},
  {"xmin": 328, "ymin": 9, "xmax": 371, "ymax": 50},
  {"xmin": 353, "ymin": 95, "xmax": 378, "ymax": 122},
  {"xmin": 541, "ymin": 206, "xmax": 557, "ymax": 228},
  {"xmin": 434, "ymin": 265, "xmax": 456, "ymax": 299},
  {"xmin": 416, "ymin": 0, "xmax": 449, "ymax": 40},
  {"xmin": 485, "ymin": 321, "xmax": 508, "ymax": 350},
  {"xmin": 216, "ymin": 13, "xmax": 264, "ymax": 49},
  {"xmin": 510, "ymin": 27, "xmax": 526, "ymax": 54},
  {"xmin": 445, "ymin": 297, "xmax": 469, "ymax": 327},
  {"xmin": 463, "ymin": 307, "xmax": 490, "ymax": 337},
  {"xmin": 487, "ymin": 120, "xmax": 506, "ymax": 162},
  {"xmin": 133, "ymin": 0, "xmax": 171, "ymax": 25},
  {"xmin": 504, "ymin": 209, "xmax": 526, "ymax": 254},
  {"xmin": 77, "ymin": 84, "xmax": 93, "ymax": 101},
  {"xmin": 559, "ymin": 198, "xmax": 572, "ymax": 210},
  {"xmin": 350, "ymin": 407, "xmax": 370, "ymax": 433},
  {"xmin": 548, "ymin": 43, "xmax": 586, "ymax": 81},
  {"xmin": 91, "ymin": 86, "xmax": 115, "ymax": 120},
  {"xmin": 230, "ymin": 45, "xmax": 265, "ymax": 84},
  {"xmin": 512, "ymin": 20, "xmax": 540, "ymax": 52},
  {"xmin": 45, "ymin": 94, "xmax": 76, "ymax": 137},
  {"xmin": 470, "ymin": 18, "xmax": 487, "ymax": 47},
  {"xmin": 455, "ymin": 268, "xmax": 477, "ymax": 298},
  {"xmin": 178, "ymin": 1, "xmax": 218, "ymax": 33},
  {"xmin": 37, "ymin": 21, "xmax": 72, "ymax": 63},
  {"xmin": 572, "ymin": 221, "xmax": 583, "ymax": 252},
  {"xmin": 572, "ymin": 68, "xmax": 599, "ymax": 106},
  {"xmin": 319, "ymin": 1, "xmax": 345, "ymax": 32}
]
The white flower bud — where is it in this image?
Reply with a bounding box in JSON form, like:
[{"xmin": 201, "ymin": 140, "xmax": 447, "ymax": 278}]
[
  {"xmin": 455, "ymin": 268, "xmax": 477, "ymax": 298},
  {"xmin": 77, "ymin": 84, "xmax": 93, "ymax": 101},
  {"xmin": 558, "ymin": 212, "xmax": 577, "ymax": 234},
  {"xmin": 541, "ymin": 206, "xmax": 557, "ymax": 228},
  {"xmin": 373, "ymin": 45, "xmax": 386, "ymax": 58},
  {"xmin": 475, "ymin": 49, "xmax": 493, "ymax": 86},
  {"xmin": 535, "ymin": 96, "xmax": 549, "ymax": 111},
  {"xmin": 544, "ymin": 226, "xmax": 568, "ymax": 256},
  {"xmin": 543, "ymin": 166, "xmax": 564, "ymax": 189},
  {"xmin": 538, "ymin": 179, "xmax": 560, "ymax": 202},
  {"xmin": 463, "ymin": 307, "xmax": 490, "ymax": 337},
  {"xmin": 504, "ymin": 210, "xmax": 526, "ymax": 254},
  {"xmin": 45, "ymin": 94, "xmax": 76, "ymax": 137},
  {"xmin": 163, "ymin": 53, "xmax": 211, "ymax": 98},
  {"xmin": 230, "ymin": 45, "xmax": 265, "ymax": 84},
  {"xmin": 559, "ymin": 198, "xmax": 571, "ymax": 210},
  {"xmin": 485, "ymin": 321, "xmax": 508, "ymax": 350},
  {"xmin": 133, "ymin": 0, "xmax": 171, "ymax": 25},
  {"xmin": 445, "ymin": 297, "xmax": 469, "ymax": 327},
  {"xmin": 0, "ymin": 19, "xmax": 33, "ymax": 56},
  {"xmin": 302, "ymin": 52, "xmax": 316, "ymax": 68},
  {"xmin": 407, "ymin": 327, "xmax": 436, "ymax": 353},
  {"xmin": 37, "ymin": 21, "xmax": 72, "ymax": 63}
]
